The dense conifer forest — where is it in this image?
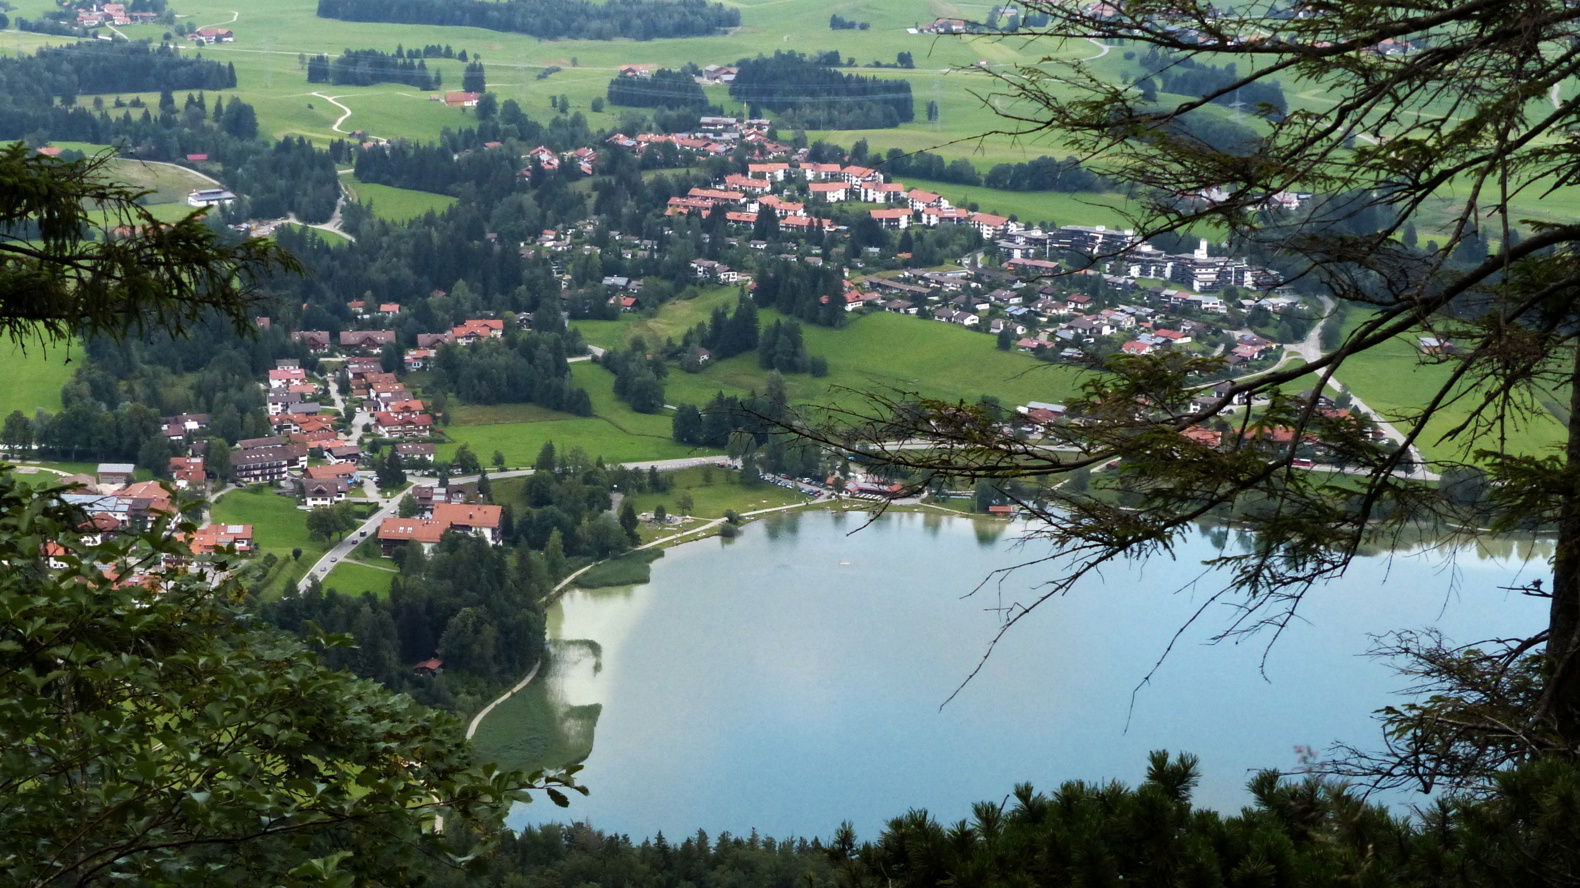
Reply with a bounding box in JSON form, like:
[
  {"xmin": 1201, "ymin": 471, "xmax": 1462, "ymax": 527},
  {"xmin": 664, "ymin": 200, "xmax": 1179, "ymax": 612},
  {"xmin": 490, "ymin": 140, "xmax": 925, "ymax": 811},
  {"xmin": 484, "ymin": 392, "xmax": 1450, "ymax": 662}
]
[
  {"xmin": 607, "ymin": 69, "xmax": 710, "ymax": 109},
  {"xmin": 0, "ymin": 42, "xmax": 235, "ymax": 96},
  {"xmin": 307, "ymin": 49, "xmax": 442, "ymax": 89},
  {"xmin": 315, "ymin": 0, "xmax": 740, "ymax": 40},
  {"xmin": 729, "ymin": 53, "xmax": 914, "ymax": 129}
]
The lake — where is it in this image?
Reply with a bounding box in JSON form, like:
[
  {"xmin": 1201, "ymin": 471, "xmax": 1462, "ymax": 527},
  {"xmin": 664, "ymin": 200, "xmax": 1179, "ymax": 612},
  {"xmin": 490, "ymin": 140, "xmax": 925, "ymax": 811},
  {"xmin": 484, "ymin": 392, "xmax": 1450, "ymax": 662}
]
[{"xmin": 502, "ymin": 510, "xmax": 1548, "ymax": 840}]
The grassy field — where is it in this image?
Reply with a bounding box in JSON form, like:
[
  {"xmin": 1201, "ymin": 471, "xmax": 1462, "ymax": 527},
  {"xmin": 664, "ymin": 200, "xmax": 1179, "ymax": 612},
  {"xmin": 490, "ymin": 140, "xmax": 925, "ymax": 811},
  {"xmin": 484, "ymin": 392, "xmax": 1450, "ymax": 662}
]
[
  {"xmin": 618, "ymin": 465, "xmax": 805, "ymax": 520},
  {"xmin": 322, "ymin": 558, "xmax": 398, "ymax": 597},
  {"xmin": 656, "ymin": 308, "xmax": 1082, "ymax": 410},
  {"xmin": 571, "ymin": 285, "xmax": 741, "ymax": 352},
  {"xmin": 210, "ymin": 484, "xmax": 330, "ymax": 596},
  {"xmin": 345, "ymin": 175, "xmax": 457, "ymax": 222},
  {"xmin": 1333, "ymin": 313, "xmax": 1567, "ymax": 466},
  {"xmin": 440, "ymin": 361, "xmax": 705, "ymax": 465},
  {"xmin": 441, "ymin": 415, "xmax": 701, "ymax": 466},
  {"xmin": 0, "ymin": 340, "xmax": 73, "ymax": 417},
  {"xmin": 0, "ymin": 0, "xmax": 1094, "ymax": 162},
  {"xmin": 890, "ymin": 179, "xmax": 1137, "ymax": 230}
]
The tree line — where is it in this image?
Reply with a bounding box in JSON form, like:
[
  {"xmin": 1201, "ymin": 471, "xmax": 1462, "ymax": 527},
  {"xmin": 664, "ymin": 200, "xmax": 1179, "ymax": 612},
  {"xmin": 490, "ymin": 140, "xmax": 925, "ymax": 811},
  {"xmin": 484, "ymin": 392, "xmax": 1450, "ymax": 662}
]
[
  {"xmin": 1138, "ymin": 49, "xmax": 1288, "ymax": 119},
  {"xmin": 425, "ymin": 333, "xmax": 595, "ymax": 416},
  {"xmin": 606, "ymin": 68, "xmax": 709, "ymax": 109},
  {"xmin": 0, "ymin": 41, "xmax": 235, "ymax": 97},
  {"xmin": 315, "ymin": 0, "xmax": 739, "ymax": 41},
  {"xmin": 264, "ymin": 531, "xmax": 551, "ymax": 714},
  {"xmin": 0, "ymin": 42, "xmax": 339, "ymax": 222},
  {"xmin": 392, "ymin": 750, "xmax": 1580, "ymax": 888},
  {"xmin": 307, "ymin": 49, "xmax": 441, "ymax": 89},
  {"xmin": 729, "ymin": 52, "xmax": 913, "ymax": 129}
]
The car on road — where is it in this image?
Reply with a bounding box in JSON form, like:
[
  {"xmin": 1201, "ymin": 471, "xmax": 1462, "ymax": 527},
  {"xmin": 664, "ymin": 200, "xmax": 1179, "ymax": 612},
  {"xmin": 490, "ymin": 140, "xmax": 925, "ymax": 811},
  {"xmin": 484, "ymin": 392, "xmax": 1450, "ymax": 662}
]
[{"xmin": 330, "ymin": 556, "xmax": 339, "ymax": 562}]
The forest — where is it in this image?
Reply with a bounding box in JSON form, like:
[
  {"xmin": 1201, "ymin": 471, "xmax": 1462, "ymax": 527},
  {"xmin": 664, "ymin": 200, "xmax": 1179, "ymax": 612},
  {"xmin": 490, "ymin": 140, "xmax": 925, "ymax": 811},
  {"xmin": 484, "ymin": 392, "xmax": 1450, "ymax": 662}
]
[
  {"xmin": 403, "ymin": 750, "xmax": 1580, "ymax": 888},
  {"xmin": 729, "ymin": 52, "xmax": 913, "ymax": 129},
  {"xmin": 606, "ymin": 69, "xmax": 709, "ymax": 109},
  {"xmin": 307, "ymin": 49, "xmax": 442, "ymax": 89},
  {"xmin": 0, "ymin": 41, "xmax": 235, "ymax": 96},
  {"xmin": 1137, "ymin": 49, "xmax": 1289, "ymax": 118},
  {"xmin": 426, "ymin": 332, "xmax": 596, "ymax": 415},
  {"xmin": 0, "ymin": 42, "xmax": 338, "ymax": 222},
  {"xmin": 315, "ymin": 0, "xmax": 739, "ymax": 41}
]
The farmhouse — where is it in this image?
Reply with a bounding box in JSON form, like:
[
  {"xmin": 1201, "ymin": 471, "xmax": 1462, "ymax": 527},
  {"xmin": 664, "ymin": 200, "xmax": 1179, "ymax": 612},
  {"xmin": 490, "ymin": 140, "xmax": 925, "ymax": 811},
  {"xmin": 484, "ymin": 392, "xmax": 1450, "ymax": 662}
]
[
  {"xmin": 187, "ymin": 189, "xmax": 236, "ymax": 207},
  {"xmin": 190, "ymin": 524, "xmax": 253, "ymax": 555}
]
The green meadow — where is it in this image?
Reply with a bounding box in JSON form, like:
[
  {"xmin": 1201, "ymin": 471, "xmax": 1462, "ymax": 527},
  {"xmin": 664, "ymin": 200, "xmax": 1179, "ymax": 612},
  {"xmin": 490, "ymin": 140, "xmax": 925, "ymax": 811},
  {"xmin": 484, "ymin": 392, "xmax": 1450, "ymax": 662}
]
[
  {"xmin": 1333, "ymin": 313, "xmax": 1567, "ymax": 467},
  {"xmin": 2, "ymin": 0, "xmax": 1098, "ymax": 161},
  {"xmin": 892, "ymin": 179, "xmax": 1137, "ymax": 230},
  {"xmin": 345, "ymin": 175, "xmax": 457, "ymax": 221},
  {"xmin": 0, "ymin": 340, "xmax": 73, "ymax": 417},
  {"xmin": 616, "ymin": 465, "xmax": 805, "ymax": 520},
  {"xmin": 655, "ymin": 308, "xmax": 1082, "ymax": 410},
  {"xmin": 323, "ymin": 558, "xmax": 398, "ymax": 597},
  {"xmin": 571, "ymin": 293, "xmax": 1080, "ymax": 412},
  {"xmin": 210, "ymin": 484, "xmax": 330, "ymax": 596}
]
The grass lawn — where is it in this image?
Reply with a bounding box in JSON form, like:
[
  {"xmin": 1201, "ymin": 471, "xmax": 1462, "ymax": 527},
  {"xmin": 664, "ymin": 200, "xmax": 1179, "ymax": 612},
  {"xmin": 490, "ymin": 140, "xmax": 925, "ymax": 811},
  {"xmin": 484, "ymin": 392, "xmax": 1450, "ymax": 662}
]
[
  {"xmin": 345, "ymin": 175, "xmax": 457, "ymax": 222},
  {"xmin": 441, "ymin": 358, "xmax": 709, "ymax": 466},
  {"xmin": 441, "ymin": 416, "xmax": 701, "ymax": 466},
  {"xmin": 663, "ymin": 309, "xmax": 1082, "ymax": 411},
  {"xmin": 1334, "ymin": 313, "xmax": 1567, "ymax": 466},
  {"xmin": 448, "ymin": 402, "xmax": 574, "ymax": 426},
  {"xmin": 322, "ymin": 558, "xmax": 398, "ymax": 597},
  {"xmin": 0, "ymin": 340, "xmax": 73, "ymax": 416},
  {"xmin": 570, "ymin": 285, "xmax": 741, "ymax": 352},
  {"xmin": 894, "ymin": 179, "xmax": 1139, "ymax": 230},
  {"xmin": 210, "ymin": 484, "xmax": 331, "ymax": 597},
  {"xmin": 618, "ymin": 466, "xmax": 805, "ymax": 520}
]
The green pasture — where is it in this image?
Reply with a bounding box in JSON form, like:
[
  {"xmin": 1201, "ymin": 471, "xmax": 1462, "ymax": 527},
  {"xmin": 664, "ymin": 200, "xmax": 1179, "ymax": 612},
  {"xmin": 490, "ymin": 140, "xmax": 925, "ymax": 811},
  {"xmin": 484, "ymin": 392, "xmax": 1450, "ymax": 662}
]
[
  {"xmin": 568, "ymin": 361, "xmax": 682, "ymax": 439},
  {"xmin": 345, "ymin": 175, "xmax": 457, "ymax": 221},
  {"xmin": 618, "ymin": 465, "xmax": 805, "ymax": 520},
  {"xmin": 1333, "ymin": 313, "xmax": 1567, "ymax": 466},
  {"xmin": 0, "ymin": 340, "xmax": 72, "ymax": 416},
  {"xmin": 893, "ymin": 178, "xmax": 1137, "ymax": 229},
  {"xmin": 661, "ymin": 308, "xmax": 1082, "ymax": 410},
  {"xmin": 442, "ymin": 388, "xmax": 706, "ymax": 468},
  {"xmin": 571, "ymin": 285, "xmax": 740, "ymax": 351},
  {"xmin": 579, "ymin": 295, "xmax": 1083, "ymax": 414},
  {"xmin": 323, "ymin": 558, "xmax": 398, "ymax": 597},
  {"xmin": 3, "ymin": 0, "xmax": 1104, "ymax": 156},
  {"xmin": 210, "ymin": 484, "xmax": 329, "ymax": 595},
  {"xmin": 440, "ymin": 416, "xmax": 701, "ymax": 466}
]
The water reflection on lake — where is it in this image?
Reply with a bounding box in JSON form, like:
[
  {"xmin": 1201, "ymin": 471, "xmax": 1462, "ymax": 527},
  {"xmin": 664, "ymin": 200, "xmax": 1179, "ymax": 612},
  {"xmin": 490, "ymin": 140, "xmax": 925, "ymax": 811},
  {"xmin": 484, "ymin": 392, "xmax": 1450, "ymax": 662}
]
[{"xmin": 507, "ymin": 511, "xmax": 1548, "ymax": 840}]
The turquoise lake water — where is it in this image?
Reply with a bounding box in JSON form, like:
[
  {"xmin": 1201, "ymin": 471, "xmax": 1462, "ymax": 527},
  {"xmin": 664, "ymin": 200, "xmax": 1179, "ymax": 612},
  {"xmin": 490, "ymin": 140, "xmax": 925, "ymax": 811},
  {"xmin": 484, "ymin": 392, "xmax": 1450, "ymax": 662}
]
[{"xmin": 507, "ymin": 510, "xmax": 1548, "ymax": 840}]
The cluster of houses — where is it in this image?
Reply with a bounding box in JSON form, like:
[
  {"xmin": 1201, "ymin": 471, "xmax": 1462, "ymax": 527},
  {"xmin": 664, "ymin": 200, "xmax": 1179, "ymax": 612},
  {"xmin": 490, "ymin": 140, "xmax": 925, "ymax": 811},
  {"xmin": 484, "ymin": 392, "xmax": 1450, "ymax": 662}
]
[
  {"xmin": 72, "ymin": 3, "xmax": 159, "ymax": 27},
  {"xmin": 648, "ymin": 158, "xmax": 1026, "ymax": 240},
  {"xmin": 767, "ymin": 236, "xmax": 1302, "ymax": 370},
  {"xmin": 375, "ymin": 500, "xmax": 501, "ymax": 556},
  {"xmin": 38, "ymin": 460, "xmax": 253, "ymax": 585}
]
